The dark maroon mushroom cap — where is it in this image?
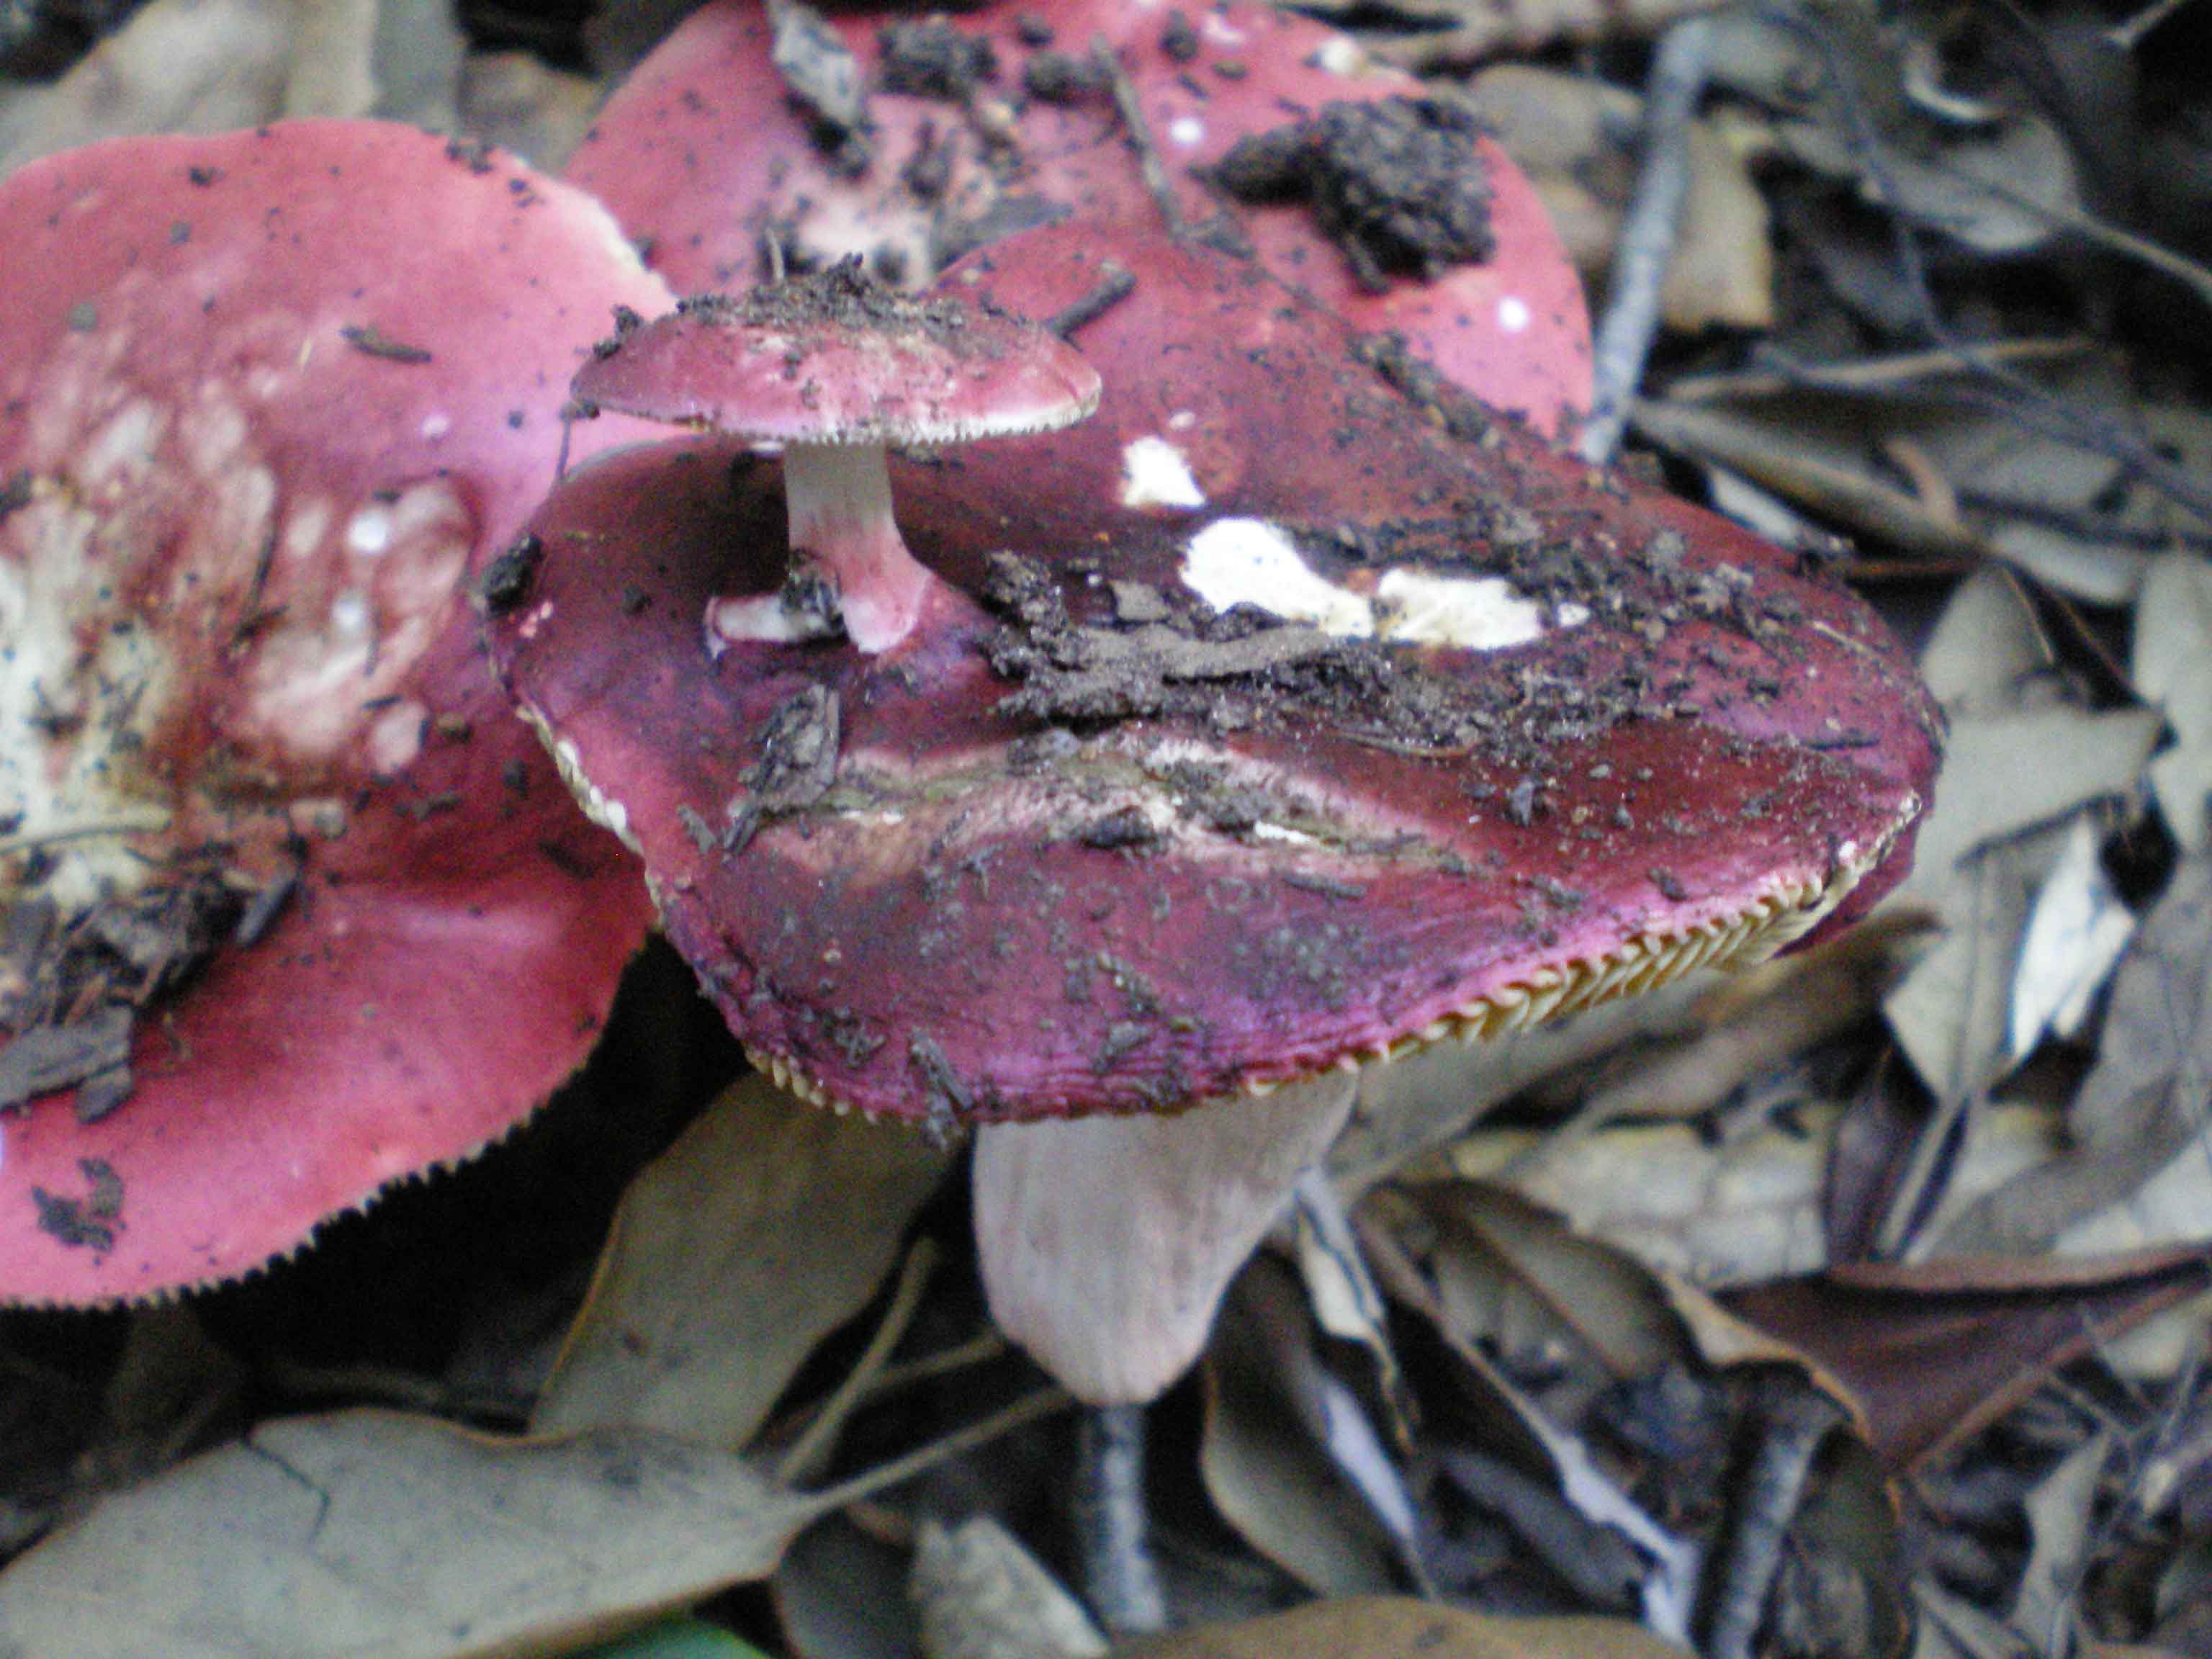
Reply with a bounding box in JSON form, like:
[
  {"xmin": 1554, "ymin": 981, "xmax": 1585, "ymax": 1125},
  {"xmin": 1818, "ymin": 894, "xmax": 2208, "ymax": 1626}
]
[
  {"xmin": 490, "ymin": 223, "xmax": 1938, "ymax": 1127},
  {"xmin": 581, "ymin": 267, "xmax": 1101, "ymax": 445}
]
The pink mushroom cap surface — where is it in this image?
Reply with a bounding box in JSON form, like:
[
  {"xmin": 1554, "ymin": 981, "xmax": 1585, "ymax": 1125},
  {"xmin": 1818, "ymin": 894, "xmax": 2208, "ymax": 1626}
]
[
  {"xmin": 0, "ymin": 122, "xmax": 672, "ymax": 1304},
  {"xmin": 488, "ymin": 222, "xmax": 1938, "ymax": 1128},
  {"xmin": 580, "ymin": 267, "xmax": 1101, "ymax": 444},
  {"xmin": 565, "ymin": 0, "xmax": 1591, "ymax": 434}
]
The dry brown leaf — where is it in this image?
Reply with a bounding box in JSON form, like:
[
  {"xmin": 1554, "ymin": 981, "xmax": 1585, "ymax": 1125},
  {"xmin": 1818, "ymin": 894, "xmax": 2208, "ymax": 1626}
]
[
  {"xmin": 459, "ymin": 49, "xmax": 603, "ymax": 169},
  {"xmin": 1116, "ymin": 1596, "xmax": 1695, "ymax": 1658},
  {"xmin": 0, "ymin": 1410, "xmax": 836, "ymax": 1659},
  {"xmin": 1425, "ymin": 1109, "xmax": 1834, "ymax": 1289},
  {"xmin": 1727, "ymin": 1262, "xmax": 2210, "ymax": 1470},
  {"xmin": 0, "ymin": 0, "xmax": 296, "ymax": 176},
  {"xmin": 2134, "ymin": 554, "xmax": 2212, "ymax": 850},
  {"xmin": 1198, "ymin": 1259, "xmax": 1401, "ymax": 1599},
  {"xmin": 2009, "ymin": 819, "xmax": 2135, "ymax": 1061},
  {"xmin": 773, "ymin": 1514, "xmax": 917, "ymax": 1659},
  {"xmin": 910, "ymin": 1517, "xmax": 1106, "ymax": 1659},
  {"xmin": 2011, "ymin": 1432, "xmax": 2108, "ymax": 1654},
  {"xmin": 1929, "ymin": 855, "xmax": 2212, "ymax": 1259},
  {"xmin": 1462, "ymin": 66, "xmax": 1772, "ymax": 333},
  {"xmin": 534, "ymin": 1075, "xmax": 950, "ymax": 1448}
]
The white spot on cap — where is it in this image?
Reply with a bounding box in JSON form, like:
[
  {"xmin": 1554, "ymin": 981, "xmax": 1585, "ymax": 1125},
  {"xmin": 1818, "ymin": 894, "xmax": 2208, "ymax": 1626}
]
[
  {"xmin": 1169, "ymin": 116, "xmax": 1205, "ymax": 147},
  {"xmin": 1498, "ymin": 296, "xmax": 1532, "ymax": 335},
  {"xmin": 1557, "ymin": 601, "xmax": 1591, "ymax": 627},
  {"xmin": 367, "ymin": 698, "xmax": 426, "ymax": 774},
  {"xmin": 1167, "ymin": 409, "xmax": 1197, "ymax": 432},
  {"xmin": 1313, "ymin": 36, "xmax": 1364, "ymax": 76},
  {"xmin": 1120, "ymin": 436, "xmax": 1205, "ymax": 510},
  {"xmin": 1202, "ymin": 14, "xmax": 1246, "ymax": 44},
  {"xmin": 420, "ymin": 412, "xmax": 451, "ymax": 441},
  {"xmin": 346, "ymin": 504, "xmax": 393, "ymax": 556},
  {"xmin": 330, "ymin": 589, "xmax": 373, "ymax": 642},
  {"xmin": 82, "ymin": 400, "xmax": 162, "ymax": 485},
  {"xmin": 1375, "ymin": 570, "xmax": 1555, "ymax": 650},
  {"xmin": 1182, "ymin": 519, "xmax": 1370, "ymax": 635}
]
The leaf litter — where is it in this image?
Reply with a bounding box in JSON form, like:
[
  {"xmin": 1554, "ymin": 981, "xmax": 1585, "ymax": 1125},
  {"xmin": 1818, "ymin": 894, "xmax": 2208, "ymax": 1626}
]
[{"xmin": 12, "ymin": 0, "xmax": 2212, "ymax": 1655}]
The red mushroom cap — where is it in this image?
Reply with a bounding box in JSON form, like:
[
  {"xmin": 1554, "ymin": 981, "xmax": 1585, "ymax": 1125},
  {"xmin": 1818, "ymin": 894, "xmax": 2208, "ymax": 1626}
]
[
  {"xmin": 579, "ymin": 263, "xmax": 1101, "ymax": 445},
  {"xmin": 488, "ymin": 222, "xmax": 1938, "ymax": 1128},
  {"xmin": 564, "ymin": 0, "xmax": 1591, "ymax": 434},
  {"xmin": 0, "ymin": 122, "xmax": 671, "ymax": 1304}
]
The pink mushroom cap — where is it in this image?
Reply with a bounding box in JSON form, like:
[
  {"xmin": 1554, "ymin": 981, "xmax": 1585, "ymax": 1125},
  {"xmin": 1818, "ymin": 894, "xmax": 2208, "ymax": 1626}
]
[
  {"xmin": 0, "ymin": 122, "xmax": 672, "ymax": 1304},
  {"xmin": 565, "ymin": 0, "xmax": 1591, "ymax": 434},
  {"xmin": 578, "ymin": 266, "xmax": 1101, "ymax": 444},
  {"xmin": 487, "ymin": 222, "xmax": 1938, "ymax": 1128}
]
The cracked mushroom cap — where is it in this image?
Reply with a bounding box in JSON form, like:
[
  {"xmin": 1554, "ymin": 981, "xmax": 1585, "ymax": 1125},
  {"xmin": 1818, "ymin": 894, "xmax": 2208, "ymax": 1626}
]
[
  {"xmin": 0, "ymin": 122, "xmax": 672, "ymax": 1304},
  {"xmin": 487, "ymin": 220, "xmax": 1938, "ymax": 1128},
  {"xmin": 565, "ymin": 0, "xmax": 1590, "ymax": 435},
  {"xmin": 579, "ymin": 264, "xmax": 1101, "ymax": 446}
]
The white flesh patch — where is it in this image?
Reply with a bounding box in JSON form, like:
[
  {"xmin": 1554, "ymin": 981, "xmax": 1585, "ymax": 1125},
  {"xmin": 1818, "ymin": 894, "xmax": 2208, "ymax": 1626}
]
[
  {"xmin": 1181, "ymin": 518, "xmax": 1370, "ymax": 634},
  {"xmin": 1375, "ymin": 567, "xmax": 1551, "ymax": 650},
  {"xmin": 1181, "ymin": 519, "xmax": 1579, "ymax": 652},
  {"xmin": 1120, "ymin": 436, "xmax": 1205, "ymax": 509}
]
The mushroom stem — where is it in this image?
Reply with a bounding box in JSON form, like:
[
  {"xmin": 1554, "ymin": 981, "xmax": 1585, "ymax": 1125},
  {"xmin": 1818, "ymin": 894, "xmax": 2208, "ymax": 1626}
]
[
  {"xmin": 709, "ymin": 440, "xmax": 935, "ymax": 655},
  {"xmin": 972, "ymin": 1071, "xmax": 1359, "ymax": 1405}
]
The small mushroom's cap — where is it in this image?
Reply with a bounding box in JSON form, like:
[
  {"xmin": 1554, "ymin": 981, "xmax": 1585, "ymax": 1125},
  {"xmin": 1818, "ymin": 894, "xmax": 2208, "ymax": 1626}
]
[
  {"xmin": 490, "ymin": 223, "xmax": 1941, "ymax": 1129},
  {"xmin": 576, "ymin": 261, "xmax": 1101, "ymax": 446}
]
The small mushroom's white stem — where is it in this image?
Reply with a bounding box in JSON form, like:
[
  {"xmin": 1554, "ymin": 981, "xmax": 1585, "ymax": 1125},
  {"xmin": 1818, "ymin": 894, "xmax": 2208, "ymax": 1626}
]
[
  {"xmin": 972, "ymin": 1072, "xmax": 1359, "ymax": 1405},
  {"xmin": 708, "ymin": 440, "xmax": 935, "ymax": 654}
]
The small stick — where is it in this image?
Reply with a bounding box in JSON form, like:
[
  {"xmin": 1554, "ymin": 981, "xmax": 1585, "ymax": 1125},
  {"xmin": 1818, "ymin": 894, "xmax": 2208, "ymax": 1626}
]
[
  {"xmin": 0, "ymin": 809, "xmax": 174, "ymax": 860},
  {"xmin": 1076, "ymin": 1403, "xmax": 1168, "ymax": 1636},
  {"xmin": 1699, "ymin": 1379, "xmax": 1846, "ymax": 1659},
  {"xmin": 1097, "ymin": 39, "xmax": 1186, "ymax": 238},
  {"xmin": 1580, "ymin": 15, "xmax": 1716, "ymax": 467},
  {"xmin": 1046, "ymin": 259, "xmax": 1136, "ymax": 338},
  {"xmin": 778, "ymin": 1238, "xmax": 938, "ymax": 1484}
]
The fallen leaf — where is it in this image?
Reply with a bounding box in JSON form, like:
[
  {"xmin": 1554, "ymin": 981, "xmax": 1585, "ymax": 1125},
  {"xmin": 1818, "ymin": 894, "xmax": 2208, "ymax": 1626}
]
[
  {"xmin": 2008, "ymin": 817, "xmax": 2135, "ymax": 1061},
  {"xmin": 2011, "ymin": 1432, "xmax": 2109, "ymax": 1654},
  {"xmin": 534, "ymin": 1075, "xmax": 950, "ymax": 1448},
  {"xmin": 1199, "ymin": 1259, "xmax": 1402, "ymax": 1599},
  {"xmin": 1930, "ymin": 855, "xmax": 2212, "ymax": 1258},
  {"xmin": 1727, "ymin": 1262, "xmax": 2210, "ymax": 1470},
  {"xmin": 0, "ymin": 1410, "xmax": 835, "ymax": 1658},
  {"xmin": 1116, "ymin": 1596, "xmax": 1696, "ymax": 1658},
  {"xmin": 910, "ymin": 1517, "xmax": 1107, "ymax": 1659}
]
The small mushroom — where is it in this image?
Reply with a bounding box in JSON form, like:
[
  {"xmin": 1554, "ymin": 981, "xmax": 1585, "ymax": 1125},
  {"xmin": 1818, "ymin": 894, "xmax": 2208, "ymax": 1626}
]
[
  {"xmin": 575, "ymin": 261, "xmax": 1099, "ymax": 654},
  {"xmin": 490, "ymin": 220, "xmax": 1940, "ymax": 1401},
  {"xmin": 0, "ymin": 122, "xmax": 670, "ymax": 1304}
]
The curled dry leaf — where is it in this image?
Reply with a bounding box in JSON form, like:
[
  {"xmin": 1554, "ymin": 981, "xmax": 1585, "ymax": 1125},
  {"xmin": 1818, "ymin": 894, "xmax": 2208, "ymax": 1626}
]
[{"xmin": 0, "ymin": 122, "xmax": 667, "ymax": 1303}]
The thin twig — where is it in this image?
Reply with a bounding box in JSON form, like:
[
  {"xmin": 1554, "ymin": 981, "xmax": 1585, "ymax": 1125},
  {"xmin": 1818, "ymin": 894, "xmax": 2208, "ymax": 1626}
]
[
  {"xmin": 0, "ymin": 809, "xmax": 174, "ymax": 860},
  {"xmin": 1076, "ymin": 1403, "xmax": 1168, "ymax": 1636},
  {"xmin": 1097, "ymin": 37, "xmax": 1186, "ymax": 238},
  {"xmin": 1758, "ymin": 4, "xmax": 2212, "ymax": 526},
  {"xmin": 1699, "ymin": 1379, "xmax": 1846, "ymax": 1659},
  {"xmin": 778, "ymin": 1238, "xmax": 938, "ymax": 1485},
  {"xmin": 1579, "ymin": 15, "xmax": 1716, "ymax": 466}
]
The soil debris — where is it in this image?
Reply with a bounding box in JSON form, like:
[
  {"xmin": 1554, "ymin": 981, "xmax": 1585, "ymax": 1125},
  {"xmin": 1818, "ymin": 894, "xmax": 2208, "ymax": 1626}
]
[
  {"xmin": 1212, "ymin": 96, "xmax": 1494, "ymax": 292},
  {"xmin": 725, "ymin": 684, "xmax": 842, "ymax": 853},
  {"xmin": 877, "ymin": 17, "xmax": 997, "ymax": 102}
]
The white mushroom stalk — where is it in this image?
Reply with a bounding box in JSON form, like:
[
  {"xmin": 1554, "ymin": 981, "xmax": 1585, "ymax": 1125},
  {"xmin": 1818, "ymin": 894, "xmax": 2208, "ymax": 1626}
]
[
  {"xmin": 973, "ymin": 1072, "xmax": 1358, "ymax": 1405},
  {"xmin": 709, "ymin": 439, "xmax": 934, "ymax": 655}
]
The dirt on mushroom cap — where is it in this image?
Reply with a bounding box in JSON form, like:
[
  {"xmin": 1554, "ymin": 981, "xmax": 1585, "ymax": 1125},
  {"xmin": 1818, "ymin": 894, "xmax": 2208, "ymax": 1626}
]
[
  {"xmin": 490, "ymin": 223, "xmax": 1938, "ymax": 1129},
  {"xmin": 578, "ymin": 259, "xmax": 1100, "ymax": 444}
]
